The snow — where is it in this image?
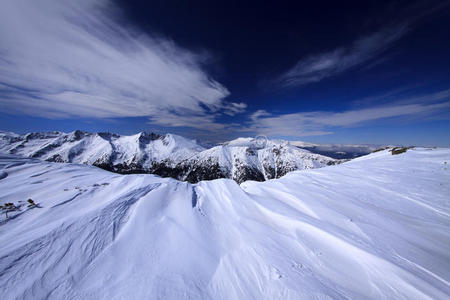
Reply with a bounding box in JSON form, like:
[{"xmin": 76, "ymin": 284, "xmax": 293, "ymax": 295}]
[
  {"xmin": 179, "ymin": 140, "xmax": 337, "ymax": 182},
  {"xmin": 290, "ymin": 140, "xmax": 382, "ymax": 159},
  {"xmin": 0, "ymin": 131, "xmax": 337, "ymax": 183},
  {"xmin": 0, "ymin": 130, "xmax": 205, "ymax": 168},
  {"xmin": 0, "ymin": 148, "xmax": 449, "ymax": 299}
]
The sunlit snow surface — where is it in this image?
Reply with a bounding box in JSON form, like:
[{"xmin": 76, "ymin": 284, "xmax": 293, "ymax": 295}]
[{"xmin": 0, "ymin": 148, "xmax": 449, "ymax": 299}]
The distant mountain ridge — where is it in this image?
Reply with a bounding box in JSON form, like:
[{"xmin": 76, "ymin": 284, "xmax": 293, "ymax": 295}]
[
  {"xmin": 290, "ymin": 141, "xmax": 380, "ymax": 159},
  {"xmin": 0, "ymin": 130, "xmax": 338, "ymax": 183}
]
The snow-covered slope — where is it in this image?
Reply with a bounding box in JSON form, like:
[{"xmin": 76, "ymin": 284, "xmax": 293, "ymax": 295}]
[
  {"xmin": 0, "ymin": 148, "xmax": 449, "ymax": 299},
  {"xmin": 0, "ymin": 130, "xmax": 204, "ymax": 171},
  {"xmin": 0, "ymin": 131, "xmax": 337, "ymax": 183},
  {"xmin": 178, "ymin": 138, "xmax": 336, "ymax": 183}
]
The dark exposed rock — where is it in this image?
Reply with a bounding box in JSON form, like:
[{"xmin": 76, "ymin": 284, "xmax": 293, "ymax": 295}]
[
  {"xmin": 184, "ymin": 163, "xmax": 226, "ymax": 183},
  {"xmin": 246, "ymin": 148, "xmax": 256, "ymax": 156},
  {"xmin": 233, "ymin": 166, "xmax": 265, "ymax": 183},
  {"xmin": 47, "ymin": 154, "xmax": 65, "ymax": 163}
]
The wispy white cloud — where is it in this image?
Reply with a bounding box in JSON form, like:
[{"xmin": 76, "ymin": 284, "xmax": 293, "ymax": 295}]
[
  {"xmin": 223, "ymin": 102, "xmax": 247, "ymax": 116},
  {"xmin": 353, "ymin": 87, "xmax": 450, "ymax": 107},
  {"xmin": 0, "ymin": 0, "xmax": 243, "ymax": 126},
  {"xmin": 276, "ymin": 25, "xmax": 408, "ymax": 87},
  {"xmin": 247, "ymin": 89, "xmax": 450, "ymax": 137},
  {"xmin": 148, "ymin": 110, "xmax": 228, "ymax": 131}
]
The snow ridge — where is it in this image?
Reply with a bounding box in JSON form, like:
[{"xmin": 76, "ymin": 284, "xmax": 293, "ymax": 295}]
[{"xmin": 0, "ymin": 148, "xmax": 449, "ymax": 299}]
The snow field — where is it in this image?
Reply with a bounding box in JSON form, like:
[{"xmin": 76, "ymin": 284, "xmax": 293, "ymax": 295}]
[{"xmin": 0, "ymin": 148, "xmax": 449, "ymax": 299}]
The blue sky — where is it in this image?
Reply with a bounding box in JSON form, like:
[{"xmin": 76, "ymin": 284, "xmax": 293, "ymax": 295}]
[{"xmin": 0, "ymin": 0, "xmax": 449, "ymax": 146}]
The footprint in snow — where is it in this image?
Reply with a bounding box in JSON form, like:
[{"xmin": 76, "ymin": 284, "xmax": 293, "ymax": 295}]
[
  {"xmin": 270, "ymin": 267, "xmax": 282, "ymax": 280},
  {"xmin": 291, "ymin": 262, "xmax": 313, "ymax": 276}
]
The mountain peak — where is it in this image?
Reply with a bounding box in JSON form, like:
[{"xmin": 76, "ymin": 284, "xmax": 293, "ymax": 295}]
[{"xmin": 0, "ymin": 130, "xmax": 338, "ymax": 183}]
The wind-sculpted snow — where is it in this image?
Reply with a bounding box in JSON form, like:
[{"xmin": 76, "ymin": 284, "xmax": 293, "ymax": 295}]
[
  {"xmin": 0, "ymin": 148, "xmax": 449, "ymax": 299},
  {"xmin": 0, "ymin": 131, "xmax": 337, "ymax": 183}
]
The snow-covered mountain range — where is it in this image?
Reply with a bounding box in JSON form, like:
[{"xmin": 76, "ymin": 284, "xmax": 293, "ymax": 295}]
[
  {"xmin": 290, "ymin": 141, "xmax": 380, "ymax": 159},
  {"xmin": 0, "ymin": 148, "xmax": 449, "ymax": 299},
  {"xmin": 0, "ymin": 131, "xmax": 338, "ymax": 183}
]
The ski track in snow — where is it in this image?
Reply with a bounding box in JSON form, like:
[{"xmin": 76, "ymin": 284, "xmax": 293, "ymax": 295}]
[{"xmin": 0, "ymin": 149, "xmax": 449, "ymax": 299}]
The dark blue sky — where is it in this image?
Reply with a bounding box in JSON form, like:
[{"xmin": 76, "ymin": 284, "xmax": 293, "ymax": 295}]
[{"xmin": 1, "ymin": 0, "xmax": 449, "ymax": 145}]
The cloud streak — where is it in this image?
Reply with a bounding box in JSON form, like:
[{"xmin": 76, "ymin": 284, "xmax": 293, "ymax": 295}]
[
  {"xmin": 276, "ymin": 25, "xmax": 408, "ymax": 87},
  {"xmin": 0, "ymin": 0, "xmax": 242, "ymax": 127},
  {"xmin": 247, "ymin": 89, "xmax": 450, "ymax": 137}
]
